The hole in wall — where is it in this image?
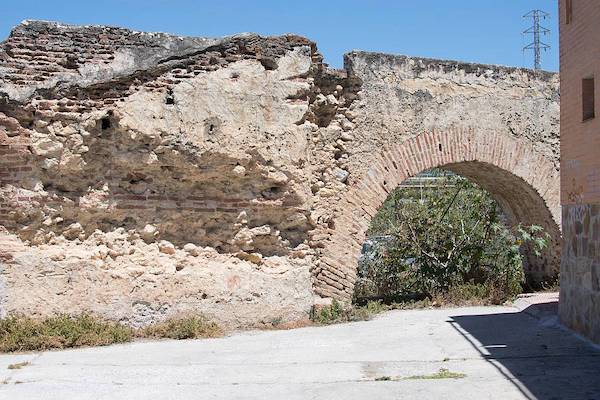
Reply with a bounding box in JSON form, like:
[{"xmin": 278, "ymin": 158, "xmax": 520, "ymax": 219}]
[
  {"xmin": 101, "ymin": 117, "xmax": 111, "ymax": 130},
  {"xmin": 203, "ymin": 117, "xmax": 222, "ymax": 137},
  {"xmin": 165, "ymin": 88, "xmax": 175, "ymax": 105},
  {"xmin": 260, "ymin": 57, "xmax": 278, "ymax": 71}
]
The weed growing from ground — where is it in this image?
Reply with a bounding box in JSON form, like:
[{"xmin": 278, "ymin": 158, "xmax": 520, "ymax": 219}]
[
  {"xmin": 7, "ymin": 361, "xmax": 29, "ymax": 370},
  {"xmin": 406, "ymin": 368, "xmax": 466, "ymax": 380}
]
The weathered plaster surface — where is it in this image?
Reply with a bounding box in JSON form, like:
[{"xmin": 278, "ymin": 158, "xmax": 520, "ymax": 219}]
[{"xmin": 0, "ymin": 21, "xmax": 560, "ymax": 327}]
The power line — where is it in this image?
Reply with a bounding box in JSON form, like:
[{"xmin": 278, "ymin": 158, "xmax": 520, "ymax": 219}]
[{"xmin": 522, "ymin": 10, "xmax": 550, "ymax": 70}]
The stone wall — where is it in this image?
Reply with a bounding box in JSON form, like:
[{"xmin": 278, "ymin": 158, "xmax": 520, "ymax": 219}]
[
  {"xmin": 560, "ymin": 205, "xmax": 600, "ymax": 343},
  {"xmin": 0, "ymin": 21, "xmax": 561, "ymax": 328}
]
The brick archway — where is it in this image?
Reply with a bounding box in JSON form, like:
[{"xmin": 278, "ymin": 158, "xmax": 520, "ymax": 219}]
[{"xmin": 314, "ymin": 128, "xmax": 561, "ymax": 301}]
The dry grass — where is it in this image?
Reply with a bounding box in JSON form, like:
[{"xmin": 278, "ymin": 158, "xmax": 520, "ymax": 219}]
[
  {"xmin": 430, "ymin": 284, "xmax": 504, "ymax": 306},
  {"xmin": 0, "ymin": 313, "xmax": 223, "ymax": 353},
  {"xmin": 315, "ymin": 285, "xmax": 525, "ymax": 327},
  {"xmin": 0, "ymin": 314, "xmax": 133, "ymax": 353},
  {"xmin": 140, "ymin": 315, "xmax": 223, "ymax": 340},
  {"xmin": 254, "ymin": 318, "xmax": 314, "ymax": 331}
]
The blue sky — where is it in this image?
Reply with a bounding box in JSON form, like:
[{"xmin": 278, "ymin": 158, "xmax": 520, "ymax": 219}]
[{"xmin": 1, "ymin": 1, "xmax": 559, "ymax": 71}]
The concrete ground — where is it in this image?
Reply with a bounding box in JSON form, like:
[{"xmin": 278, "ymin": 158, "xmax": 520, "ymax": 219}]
[{"xmin": 1, "ymin": 294, "xmax": 599, "ymax": 400}]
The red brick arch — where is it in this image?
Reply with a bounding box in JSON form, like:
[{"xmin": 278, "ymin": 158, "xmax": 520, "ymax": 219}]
[{"xmin": 314, "ymin": 128, "xmax": 561, "ymax": 301}]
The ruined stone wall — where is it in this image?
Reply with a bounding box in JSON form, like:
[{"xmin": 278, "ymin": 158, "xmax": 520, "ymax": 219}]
[
  {"xmin": 0, "ymin": 21, "xmax": 329, "ymax": 327},
  {"xmin": 0, "ymin": 21, "xmax": 561, "ymax": 327}
]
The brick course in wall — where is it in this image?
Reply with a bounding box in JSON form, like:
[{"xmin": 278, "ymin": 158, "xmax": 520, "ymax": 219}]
[{"xmin": 0, "ymin": 136, "xmax": 30, "ymax": 284}]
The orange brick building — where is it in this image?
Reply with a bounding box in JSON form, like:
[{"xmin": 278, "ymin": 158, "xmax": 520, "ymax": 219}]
[{"xmin": 559, "ymin": 0, "xmax": 600, "ymax": 343}]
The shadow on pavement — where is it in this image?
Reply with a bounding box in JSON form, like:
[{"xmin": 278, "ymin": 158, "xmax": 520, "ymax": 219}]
[{"xmin": 450, "ymin": 301, "xmax": 600, "ymax": 400}]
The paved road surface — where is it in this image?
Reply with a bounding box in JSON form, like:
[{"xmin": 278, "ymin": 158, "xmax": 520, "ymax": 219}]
[{"xmin": 1, "ymin": 298, "xmax": 599, "ymax": 399}]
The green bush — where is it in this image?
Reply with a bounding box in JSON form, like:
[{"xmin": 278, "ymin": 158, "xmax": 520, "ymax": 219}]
[
  {"xmin": 355, "ymin": 170, "xmax": 550, "ymax": 305},
  {"xmin": 312, "ymin": 299, "xmax": 345, "ymax": 324}
]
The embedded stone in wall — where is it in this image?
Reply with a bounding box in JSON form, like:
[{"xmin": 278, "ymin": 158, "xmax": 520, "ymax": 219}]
[{"xmin": 559, "ymin": 204, "xmax": 600, "ymax": 343}]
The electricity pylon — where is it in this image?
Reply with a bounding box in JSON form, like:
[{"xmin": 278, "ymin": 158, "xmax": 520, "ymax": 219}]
[{"xmin": 523, "ymin": 10, "xmax": 551, "ymax": 70}]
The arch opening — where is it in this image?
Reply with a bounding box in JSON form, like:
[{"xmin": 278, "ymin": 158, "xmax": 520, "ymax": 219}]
[
  {"xmin": 313, "ymin": 130, "xmax": 561, "ymax": 302},
  {"xmin": 353, "ymin": 167, "xmax": 560, "ymax": 304}
]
